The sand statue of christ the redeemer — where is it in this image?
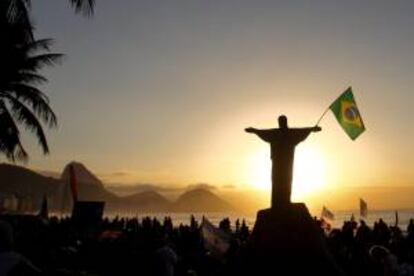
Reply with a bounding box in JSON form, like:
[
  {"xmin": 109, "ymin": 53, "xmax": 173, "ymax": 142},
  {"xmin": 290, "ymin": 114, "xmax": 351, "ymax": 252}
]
[{"xmin": 245, "ymin": 115, "xmax": 321, "ymax": 208}]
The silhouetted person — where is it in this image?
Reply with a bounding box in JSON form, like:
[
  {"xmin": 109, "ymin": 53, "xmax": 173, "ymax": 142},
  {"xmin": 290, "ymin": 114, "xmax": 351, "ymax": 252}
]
[
  {"xmin": 245, "ymin": 115, "xmax": 321, "ymax": 207},
  {"xmin": 154, "ymin": 236, "xmax": 178, "ymax": 276},
  {"xmin": 219, "ymin": 218, "xmax": 231, "ymax": 233},
  {"xmin": 356, "ymin": 220, "xmax": 372, "ymax": 245},
  {"xmin": 374, "ymin": 218, "xmax": 391, "ymax": 246},
  {"xmin": 235, "ymin": 219, "xmax": 240, "ymax": 234},
  {"xmin": 0, "ymin": 220, "xmax": 40, "ymax": 275},
  {"xmin": 408, "ymin": 219, "xmax": 414, "ymax": 234}
]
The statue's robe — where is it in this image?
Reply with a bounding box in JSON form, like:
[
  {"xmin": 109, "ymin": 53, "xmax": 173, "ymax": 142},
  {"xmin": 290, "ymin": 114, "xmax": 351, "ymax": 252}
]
[{"xmin": 254, "ymin": 127, "xmax": 314, "ymax": 207}]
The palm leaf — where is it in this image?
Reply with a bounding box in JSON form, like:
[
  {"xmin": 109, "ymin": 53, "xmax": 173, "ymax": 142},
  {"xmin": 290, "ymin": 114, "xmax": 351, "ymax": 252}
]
[
  {"xmin": 5, "ymin": 95, "xmax": 50, "ymax": 154},
  {"xmin": 24, "ymin": 38, "xmax": 54, "ymax": 53},
  {"xmin": 16, "ymin": 72, "xmax": 48, "ymax": 85},
  {"xmin": 2, "ymin": 84, "xmax": 57, "ymax": 128},
  {"xmin": 0, "ymin": 37, "xmax": 58, "ymax": 161},
  {"xmin": 3, "ymin": 0, "xmax": 34, "ymax": 42},
  {"xmin": 68, "ymin": 0, "xmax": 95, "ymax": 16},
  {"xmin": 0, "ymin": 100, "xmax": 28, "ymax": 162},
  {"xmin": 25, "ymin": 53, "xmax": 64, "ymax": 71}
]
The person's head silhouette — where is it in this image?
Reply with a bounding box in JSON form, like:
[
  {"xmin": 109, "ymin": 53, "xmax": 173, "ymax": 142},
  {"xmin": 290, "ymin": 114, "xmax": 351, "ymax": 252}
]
[
  {"xmin": 278, "ymin": 115, "xmax": 288, "ymax": 129},
  {"xmin": 0, "ymin": 220, "xmax": 13, "ymax": 252}
]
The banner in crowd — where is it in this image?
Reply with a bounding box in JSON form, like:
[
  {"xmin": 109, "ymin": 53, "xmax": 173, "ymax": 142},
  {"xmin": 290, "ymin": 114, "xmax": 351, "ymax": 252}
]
[
  {"xmin": 201, "ymin": 217, "xmax": 231, "ymax": 258},
  {"xmin": 321, "ymin": 206, "xmax": 335, "ymax": 221},
  {"xmin": 360, "ymin": 198, "xmax": 368, "ymax": 217}
]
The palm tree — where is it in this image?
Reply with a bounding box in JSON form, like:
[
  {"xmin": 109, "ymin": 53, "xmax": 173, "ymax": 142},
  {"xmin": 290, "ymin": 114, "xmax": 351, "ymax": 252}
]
[
  {"xmin": 0, "ymin": 0, "xmax": 93, "ymax": 161},
  {"xmin": 7, "ymin": 0, "xmax": 95, "ymax": 19},
  {"xmin": 68, "ymin": 0, "xmax": 96, "ymax": 16},
  {"xmin": 0, "ymin": 37, "xmax": 62, "ymax": 162},
  {"xmin": 4, "ymin": 0, "xmax": 95, "ymax": 41}
]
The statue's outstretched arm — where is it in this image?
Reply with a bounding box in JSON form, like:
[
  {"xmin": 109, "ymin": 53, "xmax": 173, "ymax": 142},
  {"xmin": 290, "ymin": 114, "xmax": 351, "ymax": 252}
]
[
  {"xmin": 292, "ymin": 126, "xmax": 322, "ymax": 143},
  {"xmin": 295, "ymin": 126, "xmax": 322, "ymax": 132},
  {"xmin": 312, "ymin": 126, "xmax": 322, "ymax": 132},
  {"xmin": 245, "ymin": 127, "xmax": 257, "ymax": 133},
  {"xmin": 245, "ymin": 127, "xmax": 275, "ymax": 142}
]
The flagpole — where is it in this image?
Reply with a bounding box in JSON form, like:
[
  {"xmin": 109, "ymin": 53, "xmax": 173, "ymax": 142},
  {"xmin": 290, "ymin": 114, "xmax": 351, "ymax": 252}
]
[{"xmin": 315, "ymin": 106, "xmax": 330, "ymax": 126}]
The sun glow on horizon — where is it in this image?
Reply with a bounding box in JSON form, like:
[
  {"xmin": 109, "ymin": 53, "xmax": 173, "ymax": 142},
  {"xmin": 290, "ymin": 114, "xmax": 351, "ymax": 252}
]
[
  {"xmin": 291, "ymin": 146, "xmax": 327, "ymax": 200},
  {"xmin": 247, "ymin": 145, "xmax": 327, "ymax": 200},
  {"xmin": 246, "ymin": 148, "xmax": 272, "ymax": 191}
]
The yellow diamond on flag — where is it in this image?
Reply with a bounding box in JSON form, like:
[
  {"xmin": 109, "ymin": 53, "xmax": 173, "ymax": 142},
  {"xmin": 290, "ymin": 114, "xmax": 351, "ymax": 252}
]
[
  {"xmin": 341, "ymin": 100, "xmax": 363, "ymax": 128},
  {"xmin": 330, "ymin": 87, "xmax": 365, "ymax": 140}
]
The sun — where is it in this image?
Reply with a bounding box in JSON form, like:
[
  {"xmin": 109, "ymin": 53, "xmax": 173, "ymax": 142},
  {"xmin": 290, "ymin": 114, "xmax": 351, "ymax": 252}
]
[
  {"xmin": 291, "ymin": 146, "xmax": 326, "ymax": 200},
  {"xmin": 247, "ymin": 145, "xmax": 327, "ymax": 199},
  {"xmin": 246, "ymin": 148, "xmax": 272, "ymax": 190}
]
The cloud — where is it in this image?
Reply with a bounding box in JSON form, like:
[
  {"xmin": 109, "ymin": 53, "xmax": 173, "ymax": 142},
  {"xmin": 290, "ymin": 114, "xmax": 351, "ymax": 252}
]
[
  {"xmin": 110, "ymin": 171, "xmax": 132, "ymax": 177},
  {"xmin": 96, "ymin": 171, "xmax": 134, "ymax": 182}
]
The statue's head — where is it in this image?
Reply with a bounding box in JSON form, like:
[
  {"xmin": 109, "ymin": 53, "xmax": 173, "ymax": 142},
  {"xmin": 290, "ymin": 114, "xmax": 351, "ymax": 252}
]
[{"xmin": 278, "ymin": 115, "xmax": 288, "ymax": 128}]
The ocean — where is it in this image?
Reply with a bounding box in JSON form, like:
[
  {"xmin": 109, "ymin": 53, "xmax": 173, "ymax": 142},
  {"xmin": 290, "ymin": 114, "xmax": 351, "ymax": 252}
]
[{"xmin": 103, "ymin": 209, "xmax": 414, "ymax": 231}]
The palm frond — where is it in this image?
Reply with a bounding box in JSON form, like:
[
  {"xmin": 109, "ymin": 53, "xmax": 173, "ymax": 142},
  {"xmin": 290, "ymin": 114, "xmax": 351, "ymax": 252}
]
[
  {"xmin": 0, "ymin": 36, "xmax": 59, "ymax": 162},
  {"xmin": 16, "ymin": 72, "xmax": 48, "ymax": 85},
  {"xmin": 0, "ymin": 100, "xmax": 28, "ymax": 162},
  {"xmin": 24, "ymin": 38, "xmax": 54, "ymax": 53},
  {"xmin": 25, "ymin": 53, "xmax": 64, "ymax": 71},
  {"xmin": 3, "ymin": 0, "xmax": 34, "ymax": 42},
  {"xmin": 5, "ymin": 95, "xmax": 50, "ymax": 154},
  {"xmin": 68, "ymin": 0, "xmax": 95, "ymax": 16},
  {"xmin": 3, "ymin": 84, "xmax": 57, "ymax": 128}
]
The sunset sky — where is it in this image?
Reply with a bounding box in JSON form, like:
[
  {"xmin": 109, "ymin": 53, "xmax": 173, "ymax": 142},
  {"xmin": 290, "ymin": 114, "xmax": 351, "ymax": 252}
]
[{"xmin": 4, "ymin": 1, "xmax": 414, "ymax": 203}]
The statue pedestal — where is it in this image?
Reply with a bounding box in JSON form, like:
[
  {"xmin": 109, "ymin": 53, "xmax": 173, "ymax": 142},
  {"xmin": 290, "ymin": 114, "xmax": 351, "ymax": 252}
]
[{"xmin": 244, "ymin": 203, "xmax": 344, "ymax": 275}]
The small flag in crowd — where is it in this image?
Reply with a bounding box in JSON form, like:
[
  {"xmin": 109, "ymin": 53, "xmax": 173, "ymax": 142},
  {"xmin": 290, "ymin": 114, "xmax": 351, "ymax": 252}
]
[
  {"xmin": 360, "ymin": 198, "xmax": 368, "ymax": 218},
  {"xmin": 200, "ymin": 217, "xmax": 231, "ymax": 258},
  {"xmin": 395, "ymin": 211, "xmax": 399, "ymax": 227},
  {"xmin": 38, "ymin": 194, "xmax": 48, "ymax": 219},
  {"xmin": 321, "ymin": 206, "xmax": 335, "ymax": 221},
  {"xmin": 329, "ymin": 87, "xmax": 365, "ymax": 140}
]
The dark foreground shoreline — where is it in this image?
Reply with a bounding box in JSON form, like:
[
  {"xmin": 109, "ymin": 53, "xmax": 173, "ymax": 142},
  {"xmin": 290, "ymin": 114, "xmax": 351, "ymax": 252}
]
[{"xmin": 0, "ymin": 214, "xmax": 414, "ymax": 276}]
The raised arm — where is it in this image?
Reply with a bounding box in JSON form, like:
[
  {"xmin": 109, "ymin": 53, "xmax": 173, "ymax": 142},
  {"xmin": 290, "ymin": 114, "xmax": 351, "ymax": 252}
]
[
  {"xmin": 311, "ymin": 126, "xmax": 322, "ymax": 132},
  {"xmin": 293, "ymin": 126, "xmax": 322, "ymax": 132},
  {"xmin": 245, "ymin": 127, "xmax": 257, "ymax": 133},
  {"xmin": 245, "ymin": 127, "xmax": 277, "ymax": 142},
  {"xmin": 291, "ymin": 126, "xmax": 322, "ymax": 144}
]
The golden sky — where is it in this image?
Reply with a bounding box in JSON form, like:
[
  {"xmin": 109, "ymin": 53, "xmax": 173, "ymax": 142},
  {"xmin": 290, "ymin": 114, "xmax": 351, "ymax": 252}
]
[{"xmin": 3, "ymin": 1, "xmax": 414, "ymax": 208}]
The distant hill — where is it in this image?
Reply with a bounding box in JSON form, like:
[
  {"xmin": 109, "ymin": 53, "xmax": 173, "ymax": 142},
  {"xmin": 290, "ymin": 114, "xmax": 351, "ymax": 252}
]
[
  {"xmin": 59, "ymin": 161, "xmax": 118, "ymax": 208},
  {"xmin": 113, "ymin": 190, "xmax": 171, "ymax": 211},
  {"xmin": 61, "ymin": 161, "xmax": 103, "ymax": 187},
  {"xmin": 0, "ymin": 163, "xmax": 61, "ymax": 197},
  {"xmin": 36, "ymin": 170, "xmax": 61, "ymax": 179},
  {"xmin": 0, "ymin": 163, "xmax": 236, "ymax": 213},
  {"xmin": 106, "ymin": 183, "xmax": 182, "ymax": 197},
  {"xmin": 0, "ymin": 163, "xmax": 62, "ymax": 210},
  {"xmin": 173, "ymin": 188, "xmax": 235, "ymax": 212},
  {"xmin": 0, "ymin": 162, "xmax": 117, "ymax": 211},
  {"xmin": 106, "ymin": 183, "xmax": 218, "ymax": 201}
]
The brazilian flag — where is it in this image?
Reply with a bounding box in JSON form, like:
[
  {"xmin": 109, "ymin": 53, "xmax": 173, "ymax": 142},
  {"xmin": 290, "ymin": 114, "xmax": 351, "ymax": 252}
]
[{"xmin": 330, "ymin": 87, "xmax": 365, "ymax": 140}]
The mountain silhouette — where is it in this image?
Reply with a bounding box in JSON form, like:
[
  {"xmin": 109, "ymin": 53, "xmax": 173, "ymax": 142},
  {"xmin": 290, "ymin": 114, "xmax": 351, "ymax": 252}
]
[
  {"xmin": 61, "ymin": 161, "xmax": 103, "ymax": 186},
  {"xmin": 106, "ymin": 183, "xmax": 182, "ymax": 197},
  {"xmin": 0, "ymin": 162, "xmax": 116, "ymax": 210},
  {"xmin": 113, "ymin": 190, "xmax": 171, "ymax": 211},
  {"xmin": 173, "ymin": 188, "xmax": 235, "ymax": 212},
  {"xmin": 0, "ymin": 163, "xmax": 235, "ymax": 213},
  {"xmin": 0, "ymin": 163, "xmax": 60, "ymax": 197},
  {"xmin": 59, "ymin": 161, "xmax": 117, "ymax": 210}
]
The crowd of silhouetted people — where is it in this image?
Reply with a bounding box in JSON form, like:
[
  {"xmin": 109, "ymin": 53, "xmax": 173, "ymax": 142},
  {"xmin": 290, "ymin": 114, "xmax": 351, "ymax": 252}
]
[
  {"xmin": 1, "ymin": 214, "xmax": 414, "ymax": 275},
  {"xmin": 319, "ymin": 217, "xmax": 414, "ymax": 276}
]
